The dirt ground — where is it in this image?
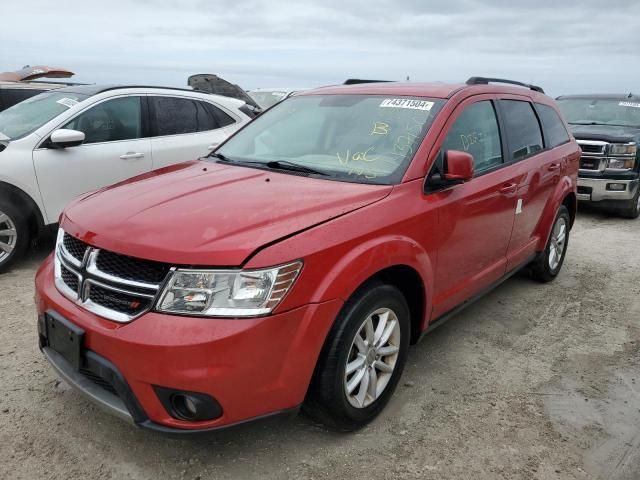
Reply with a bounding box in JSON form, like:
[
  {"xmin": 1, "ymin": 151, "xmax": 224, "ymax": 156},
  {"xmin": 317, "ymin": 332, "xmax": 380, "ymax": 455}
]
[{"xmin": 0, "ymin": 207, "xmax": 638, "ymax": 480}]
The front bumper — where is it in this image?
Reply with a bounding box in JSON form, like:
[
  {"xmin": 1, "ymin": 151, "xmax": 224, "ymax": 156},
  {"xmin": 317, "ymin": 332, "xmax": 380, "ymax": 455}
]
[
  {"xmin": 35, "ymin": 255, "xmax": 343, "ymax": 433},
  {"xmin": 577, "ymin": 177, "xmax": 639, "ymax": 202}
]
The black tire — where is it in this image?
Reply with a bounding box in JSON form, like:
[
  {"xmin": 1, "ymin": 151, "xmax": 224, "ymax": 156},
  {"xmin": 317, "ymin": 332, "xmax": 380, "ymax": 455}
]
[
  {"xmin": 303, "ymin": 282, "xmax": 411, "ymax": 431},
  {"xmin": 0, "ymin": 198, "xmax": 30, "ymax": 273},
  {"xmin": 620, "ymin": 186, "xmax": 640, "ymax": 219},
  {"xmin": 530, "ymin": 205, "xmax": 571, "ymax": 283}
]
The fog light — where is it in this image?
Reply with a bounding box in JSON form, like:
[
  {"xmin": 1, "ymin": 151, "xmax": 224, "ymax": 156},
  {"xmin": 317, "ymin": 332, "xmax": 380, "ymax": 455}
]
[
  {"xmin": 154, "ymin": 386, "xmax": 223, "ymax": 422},
  {"xmin": 171, "ymin": 394, "xmax": 200, "ymax": 420},
  {"xmin": 607, "ymin": 183, "xmax": 626, "ymax": 191}
]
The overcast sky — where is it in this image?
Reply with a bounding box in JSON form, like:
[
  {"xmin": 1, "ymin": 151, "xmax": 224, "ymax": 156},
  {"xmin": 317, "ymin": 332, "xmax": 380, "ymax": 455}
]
[{"xmin": 2, "ymin": 0, "xmax": 638, "ymax": 96}]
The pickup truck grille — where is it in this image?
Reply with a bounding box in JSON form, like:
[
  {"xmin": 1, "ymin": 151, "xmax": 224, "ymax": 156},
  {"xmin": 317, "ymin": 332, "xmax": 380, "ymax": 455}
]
[
  {"xmin": 579, "ymin": 143, "xmax": 605, "ymax": 155},
  {"xmin": 55, "ymin": 231, "xmax": 171, "ymax": 323},
  {"xmin": 577, "ymin": 140, "xmax": 608, "ymax": 172}
]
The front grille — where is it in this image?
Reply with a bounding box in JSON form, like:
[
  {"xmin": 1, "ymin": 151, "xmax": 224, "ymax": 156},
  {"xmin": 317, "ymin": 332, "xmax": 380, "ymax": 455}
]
[
  {"xmin": 63, "ymin": 233, "xmax": 88, "ymax": 262},
  {"xmin": 96, "ymin": 250, "xmax": 170, "ymax": 284},
  {"xmin": 60, "ymin": 265, "xmax": 79, "ymax": 293},
  {"xmin": 579, "ymin": 144, "xmax": 605, "ymax": 154},
  {"xmin": 88, "ymin": 283, "xmax": 152, "ymax": 316},
  {"xmin": 79, "ymin": 368, "xmax": 118, "ymax": 396},
  {"xmin": 55, "ymin": 230, "xmax": 170, "ymax": 322},
  {"xmin": 580, "ymin": 158, "xmax": 601, "ymax": 170}
]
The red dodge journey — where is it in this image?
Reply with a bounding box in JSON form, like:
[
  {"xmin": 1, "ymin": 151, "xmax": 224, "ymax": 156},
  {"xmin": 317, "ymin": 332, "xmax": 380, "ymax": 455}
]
[{"xmin": 36, "ymin": 77, "xmax": 580, "ymax": 432}]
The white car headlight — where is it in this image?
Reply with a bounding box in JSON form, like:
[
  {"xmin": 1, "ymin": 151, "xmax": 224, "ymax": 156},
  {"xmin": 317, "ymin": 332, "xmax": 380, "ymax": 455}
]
[
  {"xmin": 156, "ymin": 261, "xmax": 302, "ymax": 317},
  {"xmin": 609, "ymin": 143, "xmax": 637, "ymax": 156}
]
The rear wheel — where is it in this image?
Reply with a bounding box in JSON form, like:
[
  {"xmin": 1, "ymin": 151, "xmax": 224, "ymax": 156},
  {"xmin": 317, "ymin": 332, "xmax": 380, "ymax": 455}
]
[
  {"xmin": 530, "ymin": 205, "xmax": 570, "ymax": 283},
  {"xmin": 0, "ymin": 199, "xmax": 29, "ymax": 273},
  {"xmin": 620, "ymin": 186, "xmax": 640, "ymax": 219},
  {"xmin": 304, "ymin": 283, "xmax": 410, "ymax": 431}
]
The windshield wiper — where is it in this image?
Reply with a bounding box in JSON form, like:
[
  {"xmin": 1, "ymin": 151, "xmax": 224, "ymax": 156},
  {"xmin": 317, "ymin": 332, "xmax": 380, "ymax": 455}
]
[
  {"xmin": 211, "ymin": 153, "xmax": 330, "ymax": 176},
  {"xmin": 264, "ymin": 160, "xmax": 330, "ymax": 176}
]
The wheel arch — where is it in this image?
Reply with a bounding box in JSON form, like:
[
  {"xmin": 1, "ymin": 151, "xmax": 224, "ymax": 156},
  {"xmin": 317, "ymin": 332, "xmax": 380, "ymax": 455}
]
[
  {"xmin": 535, "ymin": 177, "xmax": 575, "ymax": 251},
  {"xmin": 0, "ymin": 181, "xmax": 46, "ymax": 240}
]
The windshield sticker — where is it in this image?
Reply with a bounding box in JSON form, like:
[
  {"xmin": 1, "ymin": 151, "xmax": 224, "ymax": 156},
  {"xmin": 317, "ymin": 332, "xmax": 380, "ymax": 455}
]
[
  {"xmin": 619, "ymin": 101, "xmax": 640, "ymax": 108},
  {"xmin": 380, "ymin": 98, "xmax": 434, "ymax": 111},
  {"xmin": 56, "ymin": 97, "xmax": 79, "ymax": 108}
]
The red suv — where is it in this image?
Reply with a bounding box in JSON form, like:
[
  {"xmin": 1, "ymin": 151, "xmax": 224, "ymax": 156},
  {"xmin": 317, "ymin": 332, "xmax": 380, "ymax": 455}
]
[{"xmin": 35, "ymin": 77, "xmax": 580, "ymax": 432}]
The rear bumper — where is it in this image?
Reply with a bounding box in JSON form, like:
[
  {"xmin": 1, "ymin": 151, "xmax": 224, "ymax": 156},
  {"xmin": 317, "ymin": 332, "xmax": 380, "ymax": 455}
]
[
  {"xmin": 35, "ymin": 255, "xmax": 343, "ymax": 432},
  {"xmin": 577, "ymin": 177, "xmax": 638, "ymax": 202}
]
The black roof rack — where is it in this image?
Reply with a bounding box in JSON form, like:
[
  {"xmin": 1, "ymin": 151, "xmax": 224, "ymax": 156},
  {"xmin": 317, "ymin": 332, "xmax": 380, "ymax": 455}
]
[
  {"xmin": 466, "ymin": 77, "xmax": 545, "ymax": 94},
  {"xmin": 343, "ymin": 79, "xmax": 392, "ymax": 85}
]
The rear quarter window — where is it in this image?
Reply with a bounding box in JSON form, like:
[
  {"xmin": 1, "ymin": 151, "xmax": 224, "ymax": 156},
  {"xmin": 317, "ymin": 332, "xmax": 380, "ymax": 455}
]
[
  {"xmin": 535, "ymin": 103, "xmax": 571, "ymax": 148},
  {"xmin": 499, "ymin": 100, "xmax": 544, "ymax": 161}
]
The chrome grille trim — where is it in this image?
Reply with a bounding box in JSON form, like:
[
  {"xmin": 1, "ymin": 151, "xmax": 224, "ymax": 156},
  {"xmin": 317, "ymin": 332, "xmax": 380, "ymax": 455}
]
[{"xmin": 54, "ymin": 229, "xmax": 168, "ymax": 323}]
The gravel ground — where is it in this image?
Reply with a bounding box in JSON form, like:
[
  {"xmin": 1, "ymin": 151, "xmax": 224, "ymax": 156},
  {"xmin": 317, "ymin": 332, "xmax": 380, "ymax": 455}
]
[{"xmin": 0, "ymin": 207, "xmax": 639, "ymax": 480}]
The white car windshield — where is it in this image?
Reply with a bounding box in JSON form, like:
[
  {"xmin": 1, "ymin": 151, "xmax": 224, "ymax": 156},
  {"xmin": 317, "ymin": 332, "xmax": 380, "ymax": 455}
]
[
  {"xmin": 0, "ymin": 91, "xmax": 88, "ymax": 140},
  {"xmin": 217, "ymin": 95, "xmax": 445, "ymax": 185}
]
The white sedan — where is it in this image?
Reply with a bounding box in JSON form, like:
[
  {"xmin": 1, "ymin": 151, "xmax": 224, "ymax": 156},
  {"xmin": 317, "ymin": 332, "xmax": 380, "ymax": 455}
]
[{"xmin": 0, "ymin": 85, "xmax": 253, "ymax": 271}]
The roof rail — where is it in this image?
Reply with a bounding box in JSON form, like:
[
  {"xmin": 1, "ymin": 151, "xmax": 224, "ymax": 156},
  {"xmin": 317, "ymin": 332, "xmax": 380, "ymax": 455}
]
[
  {"xmin": 466, "ymin": 77, "xmax": 545, "ymax": 94},
  {"xmin": 343, "ymin": 79, "xmax": 392, "ymax": 85}
]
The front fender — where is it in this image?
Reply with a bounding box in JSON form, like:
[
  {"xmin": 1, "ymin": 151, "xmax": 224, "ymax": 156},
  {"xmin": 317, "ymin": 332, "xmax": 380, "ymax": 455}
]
[{"xmin": 535, "ymin": 176, "xmax": 575, "ymax": 251}]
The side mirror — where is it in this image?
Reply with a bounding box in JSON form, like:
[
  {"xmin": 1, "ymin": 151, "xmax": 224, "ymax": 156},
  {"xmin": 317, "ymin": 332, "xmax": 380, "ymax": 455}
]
[
  {"xmin": 443, "ymin": 150, "xmax": 474, "ymax": 182},
  {"xmin": 48, "ymin": 129, "xmax": 85, "ymax": 149}
]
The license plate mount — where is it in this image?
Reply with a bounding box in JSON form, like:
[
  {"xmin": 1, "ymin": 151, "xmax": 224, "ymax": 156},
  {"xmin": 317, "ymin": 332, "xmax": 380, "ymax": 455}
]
[{"xmin": 45, "ymin": 313, "xmax": 85, "ymax": 370}]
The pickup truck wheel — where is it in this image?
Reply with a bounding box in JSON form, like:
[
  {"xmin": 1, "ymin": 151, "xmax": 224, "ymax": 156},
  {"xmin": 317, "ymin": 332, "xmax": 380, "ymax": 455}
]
[
  {"xmin": 620, "ymin": 187, "xmax": 640, "ymax": 219},
  {"xmin": 530, "ymin": 205, "xmax": 570, "ymax": 283},
  {"xmin": 304, "ymin": 283, "xmax": 410, "ymax": 431},
  {"xmin": 0, "ymin": 199, "xmax": 29, "ymax": 273}
]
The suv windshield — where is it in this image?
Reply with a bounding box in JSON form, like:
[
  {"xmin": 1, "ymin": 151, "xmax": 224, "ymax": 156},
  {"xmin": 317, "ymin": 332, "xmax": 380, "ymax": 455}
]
[
  {"xmin": 0, "ymin": 91, "xmax": 88, "ymax": 140},
  {"xmin": 216, "ymin": 95, "xmax": 444, "ymax": 184},
  {"xmin": 557, "ymin": 98, "xmax": 640, "ymax": 128}
]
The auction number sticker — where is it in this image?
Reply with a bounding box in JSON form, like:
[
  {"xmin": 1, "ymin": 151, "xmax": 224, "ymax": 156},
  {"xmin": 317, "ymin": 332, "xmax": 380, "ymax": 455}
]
[
  {"xmin": 380, "ymin": 98, "xmax": 434, "ymax": 111},
  {"xmin": 619, "ymin": 101, "xmax": 640, "ymax": 108},
  {"xmin": 56, "ymin": 97, "xmax": 79, "ymax": 108}
]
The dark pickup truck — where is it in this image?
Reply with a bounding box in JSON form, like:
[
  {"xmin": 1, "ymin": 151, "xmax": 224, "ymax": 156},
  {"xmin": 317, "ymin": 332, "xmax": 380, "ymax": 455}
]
[{"xmin": 556, "ymin": 94, "xmax": 640, "ymax": 218}]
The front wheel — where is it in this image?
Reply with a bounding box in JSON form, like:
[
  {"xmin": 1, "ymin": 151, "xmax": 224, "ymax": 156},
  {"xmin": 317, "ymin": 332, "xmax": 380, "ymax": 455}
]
[
  {"xmin": 620, "ymin": 186, "xmax": 640, "ymax": 219},
  {"xmin": 304, "ymin": 283, "xmax": 411, "ymax": 431},
  {"xmin": 0, "ymin": 199, "xmax": 29, "ymax": 273},
  {"xmin": 530, "ymin": 205, "xmax": 570, "ymax": 283}
]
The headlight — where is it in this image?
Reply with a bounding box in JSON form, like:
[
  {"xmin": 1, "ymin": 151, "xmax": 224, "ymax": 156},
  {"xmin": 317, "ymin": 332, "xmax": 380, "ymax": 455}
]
[
  {"xmin": 607, "ymin": 157, "xmax": 636, "ymax": 170},
  {"xmin": 156, "ymin": 261, "xmax": 302, "ymax": 317},
  {"xmin": 609, "ymin": 143, "xmax": 637, "ymax": 156}
]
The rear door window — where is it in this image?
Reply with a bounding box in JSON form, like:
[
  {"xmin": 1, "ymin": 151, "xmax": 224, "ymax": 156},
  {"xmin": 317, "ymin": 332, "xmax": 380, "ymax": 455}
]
[
  {"xmin": 441, "ymin": 101, "xmax": 503, "ymax": 174},
  {"xmin": 151, "ymin": 97, "xmax": 233, "ymax": 135},
  {"xmin": 535, "ymin": 103, "xmax": 570, "ymax": 148},
  {"xmin": 64, "ymin": 96, "xmax": 142, "ymax": 144},
  {"xmin": 151, "ymin": 96, "xmax": 198, "ymax": 136},
  {"xmin": 499, "ymin": 100, "xmax": 544, "ymax": 161}
]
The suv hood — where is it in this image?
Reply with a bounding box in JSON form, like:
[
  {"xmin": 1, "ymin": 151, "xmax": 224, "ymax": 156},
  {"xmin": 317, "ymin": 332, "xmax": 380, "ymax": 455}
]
[
  {"xmin": 62, "ymin": 161, "xmax": 392, "ymax": 266},
  {"xmin": 570, "ymin": 124, "xmax": 640, "ymax": 143}
]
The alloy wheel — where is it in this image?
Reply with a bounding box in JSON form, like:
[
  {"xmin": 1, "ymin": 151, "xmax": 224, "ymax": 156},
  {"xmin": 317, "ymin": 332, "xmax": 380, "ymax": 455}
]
[
  {"xmin": 0, "ymin": 211, "xmax": 18, "ymax": 264},
  {"xmin": 344, "ymin": 307, "xmax": 401, "ymax": 409},
  {"xmin": 548, "ymin": 216, "xmax": 567, "ymax": 271}
]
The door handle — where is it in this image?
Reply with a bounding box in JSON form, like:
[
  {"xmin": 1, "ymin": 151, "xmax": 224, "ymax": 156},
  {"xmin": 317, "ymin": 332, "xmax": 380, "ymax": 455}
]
[
  {"xmin": 499, "ymin": 183, "xmax": 518, "ymax": 195},
  {"xmin": 547, "ymin": 163, "xmax": 560, "ymax": 172},
  {"xmin": 119, "ymin": 152, "xmax": 145, "ymax": 160}
]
